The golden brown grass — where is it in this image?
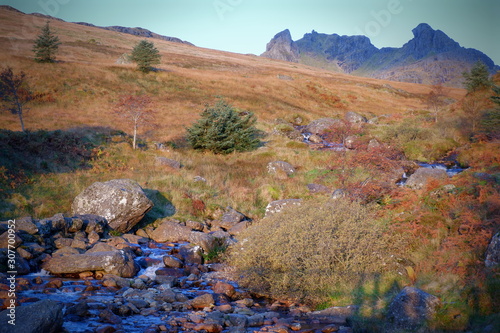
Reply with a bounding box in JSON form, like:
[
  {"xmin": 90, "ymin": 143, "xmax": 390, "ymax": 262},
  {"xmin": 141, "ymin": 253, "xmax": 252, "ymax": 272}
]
[{"xmin": 0, "ymin": 7, "xmax": 466, "ymax": 142}]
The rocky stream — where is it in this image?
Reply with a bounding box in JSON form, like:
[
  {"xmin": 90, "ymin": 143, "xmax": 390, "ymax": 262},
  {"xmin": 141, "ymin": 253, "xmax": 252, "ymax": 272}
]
[{"xmin": 0, "ymin": 112, "xmax": 479, "ymax": 333}]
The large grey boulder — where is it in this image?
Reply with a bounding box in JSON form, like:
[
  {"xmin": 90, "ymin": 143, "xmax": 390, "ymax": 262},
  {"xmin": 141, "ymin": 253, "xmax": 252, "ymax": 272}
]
[
  {"xmin": 304, "ymin": 118, "xmax": 341, "ymax": 135},
  {"xmin": 72, "ymin": 179, "xmax": 153, "ymax": 233},
  {"xmin": 150, "ymin": 220, "xmax": 216, "ymax": 252},
  {"xmin": 42, "ymin": 249, "xmax": 139, "ymax": 278},
  {"xmin": 0, "ymin": 299, "xmax": 63, "ymax": 333},
  {"xmin": 405, "ymin": 167, "xmax": 448, "ymax": 189},
  {"xmin": 485, "ymin": 232, "xmax": 500, "ymax": 268},
  {"xmin": 385, "ymin": 287, "xmax": 440, "ymax": 331}
]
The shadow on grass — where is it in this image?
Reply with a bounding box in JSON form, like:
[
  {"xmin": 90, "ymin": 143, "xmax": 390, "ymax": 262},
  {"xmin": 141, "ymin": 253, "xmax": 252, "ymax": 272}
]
[
  {"xmin": 0, "ymin": 126, "xmax": 126, "ymax": 218},
  {"xmin": 346, "ymin": 273, "xmax": 402, "ymax": 333},
  {"xmin": 133, "ymin": 189, "xmax": 177, "ymax": 231},
  {"xmin": 0, "ymin": 127, "xmax": 125, "ymax": 176}
]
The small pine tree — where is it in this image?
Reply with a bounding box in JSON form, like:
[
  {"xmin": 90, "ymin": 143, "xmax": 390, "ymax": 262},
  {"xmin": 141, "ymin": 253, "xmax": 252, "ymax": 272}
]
[
  {"xmin": 130, "ymin": 40, "xmax": 161, "ymax": 73},
  {"xmin": 186, "ymin": 99, "xmax": 260, "ymax": 154},
  {"xmin": 462, "ymin": 61, "xmax": 492, "ymax": 93},
  {"xmin": 32, "ymin": 21, "xmax": 61, "ymax": 63}
]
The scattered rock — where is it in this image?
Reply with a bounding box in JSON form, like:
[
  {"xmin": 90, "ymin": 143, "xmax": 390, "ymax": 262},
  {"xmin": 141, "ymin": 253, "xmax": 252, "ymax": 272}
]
[
  {"xmin": 305, "ymin": 118, "xmax": 341, "ymax": 135},
  {"xmin": 267, "ymin": 161, "xmax": 295, "ymax": 176},
  {"xmin": 220, "ymin": 207, "xmax": 246, "ymax": 230},
  {"xmin": 367, "ymin": 139, "xmax": 381, "ymax": 150},
  {"xmin": 213, "ymin": 281, "xmax": 236, "ymax": 298},
  {"xmin": 155, "ymin": 157, "xmax": 181, "ymax": 169},
  {"xmin": 308, "ymin": 305, "xmax": 358, "ymax": 325},
  {"xmin": 405, "ymin": 168, "xmax": 448, "ymax": 189},
  {"xmin": 190, "ymin": 293, "xmax": 215, "ymax": 309},
  {"xmin": 385, "ymin": 286, "xmax": 440, "ymax": 331},
  {"xmin": 345, "ymin": 111, "xmax": 367, "ymax": 123},
  {"xmin": 307, "ymin": 183, "xmax": 330, "ymax": 194},
  {"xmin": 42, "ymin": 249, "xmax": 139, "ymax": 278},
  {"xmin": 2, "ymin": 216, "xmax": 38, "ymax": 234},
  {"xmin": 308, "ymin": 133, "xmax": 323, "ymax": 143},
  {"xmin": 163, "ymin": 255, "xmax": 183, "ymax": 268},
  {"xmin": 344, "ymin": 135, "xmax": 359, "ymax": 149},
  {"xmin": 150, "ymin": 220, "xmax": 215, "ymax": 252},
  {"xmin": 72, "ymin": 179, "xmax": 153, "ymax": 233},
  {"xmin": 0, "ymin": 299, "xmax": 63, "ymax": 333},
  {"xmin": 0, "ymin": 231, "xmax": 22, "ymax": 248},
  {"xmin": 331, "ymin": 189, "xmax": 348, "ymax": 200},
  {"xmin": 485, "ymin": 232, "xmax": 500, "ymax": 268},
  {"xmin": 265, "ymin": 199, "xmax": 302, "ymax": 217}
]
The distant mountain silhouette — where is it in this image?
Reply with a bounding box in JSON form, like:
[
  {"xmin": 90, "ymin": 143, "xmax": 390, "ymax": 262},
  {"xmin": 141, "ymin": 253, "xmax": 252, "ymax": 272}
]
[
  {"xmin": 262, "ymin": 23, "xmax": 499, "ymax": 87},
  {"xmin": 0, "ymin": 5, "xmax": 193, "ymax": 46},
  {"xmin": 74, "ymin": 22, "xmax": 194, "ymax": 46}
]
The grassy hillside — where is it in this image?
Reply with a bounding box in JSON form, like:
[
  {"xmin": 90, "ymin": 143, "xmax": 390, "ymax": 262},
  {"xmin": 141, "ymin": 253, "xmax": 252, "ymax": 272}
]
[
  {"xmin": 1, "ymin": 6, "xmax": 499, "ymax": 331},
  {"xmin": 0, "ymin": 6, "xmax": 466, "ymax": 140}
]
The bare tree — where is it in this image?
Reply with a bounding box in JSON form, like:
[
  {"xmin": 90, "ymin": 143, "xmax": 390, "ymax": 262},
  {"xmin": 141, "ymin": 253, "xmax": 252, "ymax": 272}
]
[
  {"xmin": 0, "ymin": 67, "xmax": 33, "ymax": 132},
  {"xmin": 114, "ymin": 94, "xmax": 155, "ymax": 149},
  {"xmin": 426, "ymin": 84, "xmax": 447, "ymax": 123}
]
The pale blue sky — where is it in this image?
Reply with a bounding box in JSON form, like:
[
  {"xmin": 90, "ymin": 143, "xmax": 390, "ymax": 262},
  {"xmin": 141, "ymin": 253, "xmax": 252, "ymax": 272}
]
[{"xmin": 2, "ymin": 0, "xmax": 499, "ymax": 64}]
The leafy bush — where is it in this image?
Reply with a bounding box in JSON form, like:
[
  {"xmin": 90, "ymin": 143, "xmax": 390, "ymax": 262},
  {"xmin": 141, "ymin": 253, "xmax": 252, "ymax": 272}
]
[
  {"xmin": 228, "ymin": 198, "xmax": 397, "ymax": 304},
  {"xmin": 186, "ymin": 99, "xmax": 261, "ymax": 154}
]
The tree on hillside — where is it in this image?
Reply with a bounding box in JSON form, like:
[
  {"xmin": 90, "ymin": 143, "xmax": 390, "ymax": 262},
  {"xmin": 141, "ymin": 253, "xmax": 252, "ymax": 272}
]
[
  {"xmin": 186, "ymin": 99, "xmax": 261, "ymax": 154},
  {"xmin": 130, "ymin": 40, "xmax": 161, "ymax": 73},
  {"xmin": 114, "ymin": 94, "xmax": 155, "ymax": 149},
  {"xmin": 426, "ymin": 84, "xmax": 447, "ymax": 123},
  {"xmin": 462, "ymin": 61, "xmax": 492, "ymax": 93},
  {"xmin": 0, "ymin": 67, "xmax": 33, "ymax": 132},
  {"xmin": 461, "ymin": 94, "xmax": 489, "ymax": 134},
  {"xmin": 491, "ymin": 84, "xmax": 500, "ymax": 107},
  {"xmin": 32, "ymin": 21, "xmax": 61, "ymax": 63}
]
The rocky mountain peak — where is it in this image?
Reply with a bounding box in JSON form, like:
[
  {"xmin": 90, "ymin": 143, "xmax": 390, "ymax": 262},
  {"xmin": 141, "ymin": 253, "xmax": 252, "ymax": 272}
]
[
  {"xmin": 261, "ymin": 29, "xmax": 299, "ymax": 63},
  {"xmin": 404, "ymin": 23, "xmax": 460, "ymax": 59},
  {"xmin": 411, "ymin": 23, "xmax": 434, "ymax": 37},
  {"xmin": 261, "ymin": 23, "xmax": 498, "ymax": 87}
]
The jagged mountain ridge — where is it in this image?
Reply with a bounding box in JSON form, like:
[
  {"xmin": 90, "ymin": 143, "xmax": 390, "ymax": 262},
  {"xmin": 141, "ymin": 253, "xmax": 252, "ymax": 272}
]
[{"xmin": 262, "ymin": 23, "xmax": 499, "ymax": 87}]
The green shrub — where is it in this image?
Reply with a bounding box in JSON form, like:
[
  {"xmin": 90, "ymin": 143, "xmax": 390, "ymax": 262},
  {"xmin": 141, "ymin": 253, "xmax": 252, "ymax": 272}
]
[
  {"xmin": 186, "ymin": 99, "xmax": 261, "ymax": 154},
  {"xmin": 130, "ymin": 40, "xmax": 161, "ymax": 73},
  {"xmin": 228, "ymin": 198, "xmax": 397, "ymax": 304}
]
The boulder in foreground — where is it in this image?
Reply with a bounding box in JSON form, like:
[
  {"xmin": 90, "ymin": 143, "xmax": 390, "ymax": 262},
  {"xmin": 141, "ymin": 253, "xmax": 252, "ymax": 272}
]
[
  {"xmin": 0, "ymin": 299, "xmax": 63, "ymax": 333},
  {"xmin": 72, "ymin": 179, "xmax": 153, "ymax": 233}
]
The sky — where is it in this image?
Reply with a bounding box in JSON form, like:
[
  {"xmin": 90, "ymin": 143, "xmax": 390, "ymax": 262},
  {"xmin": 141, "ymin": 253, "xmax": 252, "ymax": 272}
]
[{"xmin": 2, "ymin": 0, "xmax": 499, "ymax": 64}]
